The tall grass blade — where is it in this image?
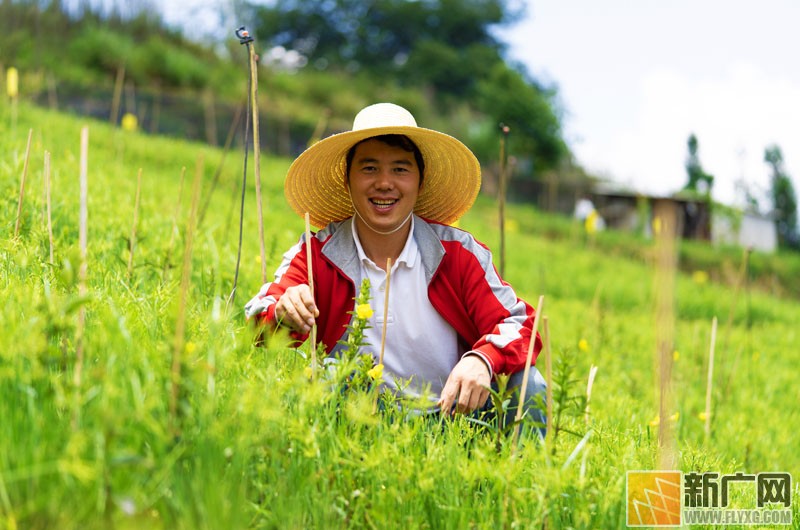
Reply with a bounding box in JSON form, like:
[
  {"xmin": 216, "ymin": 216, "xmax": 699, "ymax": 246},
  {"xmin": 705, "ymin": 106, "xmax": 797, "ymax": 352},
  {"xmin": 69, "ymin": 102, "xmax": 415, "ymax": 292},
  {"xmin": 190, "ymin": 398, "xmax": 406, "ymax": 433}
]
[
  {"xmin": 127, "ymin": 168, "xmax": 142, "ymax": 282},
  {"xmin": 14, "ymin": 128, "xmax": 33, "ymax": 237},
  {"xmin": 44, "ymin": 150, "xmax": 54, "ymax": 263}
]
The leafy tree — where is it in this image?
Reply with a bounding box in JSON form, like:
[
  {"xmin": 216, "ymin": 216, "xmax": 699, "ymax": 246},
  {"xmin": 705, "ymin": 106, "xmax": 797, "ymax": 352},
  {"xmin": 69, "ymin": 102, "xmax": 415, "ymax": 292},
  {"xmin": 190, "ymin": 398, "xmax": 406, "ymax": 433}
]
[
  {"xmin": 245, "ymin": 0, "xmax": 565, "ymax": 173},
  {"xmin": 764, "ymin": 145, "xmax": 799, "ymax": 249},
  {"xmin": 250, "ymin": 0, "xmax": 516, "ymax": 78},
  {"xmin": 683, "ymin": 133, "xmax": 714, "ymax": 196},
  {"xmin": 475, "ymin": 62, "xmax": 566, "ymax": 170}
]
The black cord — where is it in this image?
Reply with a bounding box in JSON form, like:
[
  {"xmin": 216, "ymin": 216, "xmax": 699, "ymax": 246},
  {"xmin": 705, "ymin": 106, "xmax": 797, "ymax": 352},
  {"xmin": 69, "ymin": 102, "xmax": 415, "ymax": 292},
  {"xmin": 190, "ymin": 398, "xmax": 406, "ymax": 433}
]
[{"xmin": 228, "ymin": 35, "xmax": 253, "ymax": 306}]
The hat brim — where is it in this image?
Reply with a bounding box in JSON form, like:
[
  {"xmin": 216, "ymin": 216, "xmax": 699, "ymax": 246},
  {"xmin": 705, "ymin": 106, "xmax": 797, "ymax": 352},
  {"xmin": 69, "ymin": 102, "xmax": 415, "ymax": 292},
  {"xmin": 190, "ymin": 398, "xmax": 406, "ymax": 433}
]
[{"xmin": 285, "ymin": 126, "xmax": 481, "ymax": 228}]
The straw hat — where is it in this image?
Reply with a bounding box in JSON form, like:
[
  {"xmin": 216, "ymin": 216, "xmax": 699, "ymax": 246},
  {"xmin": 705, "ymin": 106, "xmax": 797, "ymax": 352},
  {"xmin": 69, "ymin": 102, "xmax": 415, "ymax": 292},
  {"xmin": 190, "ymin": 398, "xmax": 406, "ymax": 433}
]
[{"xmin": 284, "ymin": 103, "xmax": 481, "ymax": 228}]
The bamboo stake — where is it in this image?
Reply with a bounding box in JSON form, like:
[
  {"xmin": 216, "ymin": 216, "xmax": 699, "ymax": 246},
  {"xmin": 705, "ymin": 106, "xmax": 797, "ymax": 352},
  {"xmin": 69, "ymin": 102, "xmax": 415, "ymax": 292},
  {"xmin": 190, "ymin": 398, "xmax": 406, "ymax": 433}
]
[
  {"xmin": 512, "ymin": 294, "xmax": 545, "ymax": 448},
  {"xmin": 373, "ymin": 258, "xmax": 393, "ymax": 413},
  {"xmin": 14, "ymin": 128, "xmax": 33, "ymax": 237},
  {"xmin": 246, "ymin": 35, "xmax": 267, "ymax": 283},
  {"xmin": 127, "ymin": 168, "xmax": 142, "ymax": 282},
  {"xmin": 585, "ymin": 365, "xmax": 599, "ymax": 427},
  {"xmin": 163, "ymin": 166, "xmax": 186, "ymax": 281},
  {"xmin": 544, "ymin": 316, "xmax": 553, "ymax": 440},
  {"xmin": 110, "ymin": 65, "xmax": 125, "ymax": 125},
  {"xmin": 171, "ymin": 156, "xmax": 203, "ymax": 432},
  {"xmin": 653, "ymin": 199, "xmax": 678, "ymax": 470},
  {"xmin": 704, "ymin": 316, "xmax": 718, "ymax": 440},
  {"xmin": 497, "ymin": 124, "xmax": 510, "ymax": 278},
  {"xmin": 44, "ymin": 151, "xmax": 53, "ymax": 263},
  {"xmin": 378, "ymin": 258, "xmax": 392, "ymax": 368},
  {"xmin": 721, "ymin": 247, "xmax": 750, "ymax": 397},
  {"xmin": 75, "ymin": 126, "xmax": 89, "ymax": 391},
  {"xmin": 197, "ymin": 101, "xmax": 244, "ymax": 228},
  {"xmin": 305, "ymin": 213, "xmax": 317, "ymax": 378},
  {"xmin": 203, "ymin": 87, "xmax": 218, "ymax": 146}
]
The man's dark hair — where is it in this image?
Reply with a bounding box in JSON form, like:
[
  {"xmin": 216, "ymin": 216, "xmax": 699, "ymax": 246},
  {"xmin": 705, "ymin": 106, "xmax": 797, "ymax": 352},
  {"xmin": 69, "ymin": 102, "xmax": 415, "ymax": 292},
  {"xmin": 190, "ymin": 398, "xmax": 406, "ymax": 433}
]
[{"xmin": 345, "ymin": 134, "xmax": 425, "ymax": 186}]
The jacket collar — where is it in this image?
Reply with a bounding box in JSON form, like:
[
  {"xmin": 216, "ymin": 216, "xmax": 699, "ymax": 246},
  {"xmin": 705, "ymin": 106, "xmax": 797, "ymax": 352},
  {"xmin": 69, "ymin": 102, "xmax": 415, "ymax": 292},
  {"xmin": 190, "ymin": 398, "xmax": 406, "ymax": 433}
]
[{"xmin": 321, "ymin": 215, "xmax": 445, "ymax": 285}]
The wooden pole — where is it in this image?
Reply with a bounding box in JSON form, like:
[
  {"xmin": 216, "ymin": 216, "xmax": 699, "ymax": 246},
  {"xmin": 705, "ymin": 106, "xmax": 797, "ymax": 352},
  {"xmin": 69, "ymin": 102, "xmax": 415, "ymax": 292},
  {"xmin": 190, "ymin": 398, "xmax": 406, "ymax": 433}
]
[
  {"xmin": 14, "ymin": 128, "xmax": 33, "ymax": 237},
  {"xmin": 197, "ymin": 102, "xmax": 245, "ymax": 229},
  {"xmin": 171, "ymin": 156, "xmax": 203, "ymax": 432},
  {"xmin": 704, "ymin": 316, "xmax": 718, "ymax": 440},
  {"xmin": 721, "ymin": 248, "xmax": 750, "ymax": 397},
  {"xmin": 653, "ymin": 199, "xmax": 678, "ymax": 470},
  {"xmin": 498, "ymin": 124, "xmax": 510, "ymax": 278},
  {"xmin": 163, "ymin": 167, "xmax": 186, "ymax": 281},
  {"xmin": 127, "ymin": 168, "xmax": 142, "ymax": 282},
  {"xmin": 585, "ymin": 365, "xmax": 599, "ymax": 427},
  {"xmin": 44, "ymin": 151, "xmax": 54, "ymax": 263},
  {"xmin": 544, "ymin": 317, "xmax": 553, "ymax": 439},
  {"xmin": 373, "ymin": 257, "xmax": 393, "ymax": 413},
  {"xmin": 378, "ymin": 258, "xmax": 392, "ymax": 368},
  {"xmin": 203, "ymin": 87, "xmax": 218, "ymax": 146},
  {"xmin": 75, "ymin": 126, "xmax": 89, "ymax": 391},
  {"xmin": 512, "ymin": 295, "xmax": 545, "ymax": 448},
  {"xmin": 305, "ymin": 213, "xmax": 317, "ymax": 378},
  {"xmin": 247, "ymin": 39, "xmax": 267, "ymax": 283},
  {"xmin": 110, "ymin": 65, "xmax": 125, "ymax": 126}
]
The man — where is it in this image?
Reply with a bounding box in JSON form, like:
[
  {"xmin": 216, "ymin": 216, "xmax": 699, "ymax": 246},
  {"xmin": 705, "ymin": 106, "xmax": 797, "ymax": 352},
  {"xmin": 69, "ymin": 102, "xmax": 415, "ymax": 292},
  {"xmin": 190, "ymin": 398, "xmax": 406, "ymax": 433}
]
[{"xmin": 245, "ymin": 103, "xmax": 545, "ymax": 427}]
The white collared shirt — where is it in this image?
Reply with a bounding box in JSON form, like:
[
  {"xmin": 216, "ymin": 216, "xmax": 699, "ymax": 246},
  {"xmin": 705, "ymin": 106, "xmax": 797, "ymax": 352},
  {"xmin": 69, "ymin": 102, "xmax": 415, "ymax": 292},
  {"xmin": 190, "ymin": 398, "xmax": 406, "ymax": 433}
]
[{"xmin": 351, "ymin": 218, "xmax": 459, "ymax": 402}]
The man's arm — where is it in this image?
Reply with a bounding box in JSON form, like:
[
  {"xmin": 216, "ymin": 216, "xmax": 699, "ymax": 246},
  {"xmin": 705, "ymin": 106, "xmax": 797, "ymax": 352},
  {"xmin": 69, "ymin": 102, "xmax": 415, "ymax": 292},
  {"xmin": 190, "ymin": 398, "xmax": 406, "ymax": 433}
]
[
  {"xmin": 438, "ymin": 355, "xmax": 491, "ymax": 415},
  {"xmin": 244, "ymin": 236, "xmax": 316, "ymax": 334}
]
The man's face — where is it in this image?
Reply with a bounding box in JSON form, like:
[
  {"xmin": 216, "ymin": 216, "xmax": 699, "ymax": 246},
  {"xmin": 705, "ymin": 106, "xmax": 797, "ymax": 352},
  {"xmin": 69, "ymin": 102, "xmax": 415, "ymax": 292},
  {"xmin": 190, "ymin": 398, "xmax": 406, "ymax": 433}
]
[{"xmin": 347, "ymin": 138, "xmax": 422, "ymax": 234}]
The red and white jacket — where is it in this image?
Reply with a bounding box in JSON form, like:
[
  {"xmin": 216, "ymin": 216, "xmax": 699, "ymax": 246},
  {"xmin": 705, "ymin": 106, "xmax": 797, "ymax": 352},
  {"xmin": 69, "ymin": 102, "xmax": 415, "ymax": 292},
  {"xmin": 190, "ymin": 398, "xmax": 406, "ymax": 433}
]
[{"xmin": 244, "ymin": 215, "xmax": 541, "ymax": 376}]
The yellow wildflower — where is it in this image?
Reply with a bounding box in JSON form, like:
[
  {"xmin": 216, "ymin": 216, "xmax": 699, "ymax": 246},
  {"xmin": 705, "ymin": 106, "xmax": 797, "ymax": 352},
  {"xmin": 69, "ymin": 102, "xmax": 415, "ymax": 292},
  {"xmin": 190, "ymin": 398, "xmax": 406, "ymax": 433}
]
[
  {"xmin": 652, "ymin": 216, "xmax": 662, "ymax": 236},
  {"xmin": 697, "ymin": 411, "xmax": 709, "ymax": 422},
  {"xmin": 673, "ymin": 350, "xmax": 680, "ymax": 361},
  {"xmin": 649, "ymin": 412, "xmax": 679, "ymax": 427},
  {"xmin": 184, "ymin": 341, "xmax": 196, "ymax": 354},
  {"xmin": 367, "ymin": 363, "xmax": 384, "ymax": 380},
  {"xmin": 7, "ymin": 67, "xmax": 19, "ymax": 98},
  {"xmin": 121, "ymin": 112, "xmax": 138, "ymax": 132},
  {"xmin": 578, "ymin": 338, "xmax": 590, "ymax": 353},
  {"xmin": 356, "ymin": 303, "xmax": 373, "ymax": 320},
  {"xmin": 692, "ymin": 270, "xmax": 709, "ymax": 285},
  {"xmin": 585, "ymin": 210, "xmax": 599, "ymax": 235}
]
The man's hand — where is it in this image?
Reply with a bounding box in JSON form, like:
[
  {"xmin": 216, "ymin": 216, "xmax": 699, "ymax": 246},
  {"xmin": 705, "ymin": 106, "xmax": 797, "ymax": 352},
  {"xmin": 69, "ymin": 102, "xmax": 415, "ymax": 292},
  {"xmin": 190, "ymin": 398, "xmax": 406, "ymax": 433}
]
[
  {"xmin": 438, "ymin": 355, "xmax": 491, "ymax": 415},
  {"xmin": 274, "ymin": 284, "xmax": 318, "ymax": 333}
]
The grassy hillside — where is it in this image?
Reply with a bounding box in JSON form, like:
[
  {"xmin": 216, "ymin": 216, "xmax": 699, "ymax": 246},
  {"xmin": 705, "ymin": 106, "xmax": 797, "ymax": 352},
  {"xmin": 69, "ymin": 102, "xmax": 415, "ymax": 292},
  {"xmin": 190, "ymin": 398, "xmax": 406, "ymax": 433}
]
[{"xmin": 1, "ymin": 103, "xmax": 798, "ymax": 529}]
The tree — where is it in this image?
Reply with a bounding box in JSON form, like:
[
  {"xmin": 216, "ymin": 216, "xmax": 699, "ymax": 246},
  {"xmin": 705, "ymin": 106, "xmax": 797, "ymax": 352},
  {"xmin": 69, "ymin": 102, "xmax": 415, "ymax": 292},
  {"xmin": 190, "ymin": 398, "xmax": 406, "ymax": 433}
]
[
  {"xmin": 245, "ymin": 0, "xmax": 566, "ymax": 173},
  {"xmin": 683, "ymin": 133, "xmax": 714, "ymax": 196},
  {"xmin": 764, "ymin": 145, "xmax": 799, "ymax": 249},
  {"xmin": 249, "ymin": 0, "xmax": 518, "ymax": 80},
  {"xmin": 475, "ymin": 62, "xmax": 565, "ymax": 171}
]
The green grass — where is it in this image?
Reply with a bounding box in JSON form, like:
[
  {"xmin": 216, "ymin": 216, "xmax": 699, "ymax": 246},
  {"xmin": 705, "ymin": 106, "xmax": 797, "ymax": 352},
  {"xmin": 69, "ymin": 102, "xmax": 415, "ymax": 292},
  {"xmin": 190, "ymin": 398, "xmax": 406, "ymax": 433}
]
[{"xmin": 2, "ymin": 102, "xmax": 799, "ymax": 529}]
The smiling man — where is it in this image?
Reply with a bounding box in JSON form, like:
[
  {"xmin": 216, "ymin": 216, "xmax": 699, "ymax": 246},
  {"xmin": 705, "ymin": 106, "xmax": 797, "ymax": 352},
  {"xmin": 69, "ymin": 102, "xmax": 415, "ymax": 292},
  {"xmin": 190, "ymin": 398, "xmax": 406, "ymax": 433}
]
[{"xmin": 245, "ymin": 103, "xmax": 546, "ymax": 430}]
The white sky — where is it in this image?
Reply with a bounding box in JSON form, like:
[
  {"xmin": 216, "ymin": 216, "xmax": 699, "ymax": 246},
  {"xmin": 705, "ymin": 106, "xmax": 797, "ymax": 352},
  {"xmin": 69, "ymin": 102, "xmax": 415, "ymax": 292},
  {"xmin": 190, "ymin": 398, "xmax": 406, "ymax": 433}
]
[
  {"xmin": 158, "ymin": 0, "xmax": 800, "ymax": 208},
  {"xmin": 503, "ymin": 0, "xmax": 800, "ymax": 207}
]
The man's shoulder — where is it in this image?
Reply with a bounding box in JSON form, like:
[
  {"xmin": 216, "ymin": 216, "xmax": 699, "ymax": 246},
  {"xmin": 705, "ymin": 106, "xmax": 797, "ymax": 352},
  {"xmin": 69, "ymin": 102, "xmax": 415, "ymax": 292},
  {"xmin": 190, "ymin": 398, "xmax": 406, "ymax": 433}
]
[
  {"xmin": 314, "ymin": 218, "xmax": 350, "ymax": 243},
  {"xmin": 419, "ymin": 217, "xmax": 487, "ymax": 251}
]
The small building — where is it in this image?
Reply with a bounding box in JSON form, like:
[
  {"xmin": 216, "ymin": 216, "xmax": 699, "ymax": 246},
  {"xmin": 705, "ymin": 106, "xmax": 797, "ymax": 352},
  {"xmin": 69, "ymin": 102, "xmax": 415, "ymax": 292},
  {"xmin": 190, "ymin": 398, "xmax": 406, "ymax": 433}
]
[
  {"xmin": 711, "ymin": 212, "xmax": 777, "ymax": 253},
  {"xmin": 588, "ymin": 190, "xmax": 712, "ymax": 241}
]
